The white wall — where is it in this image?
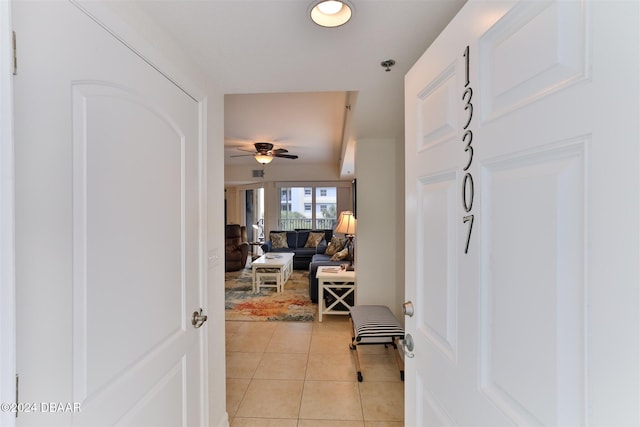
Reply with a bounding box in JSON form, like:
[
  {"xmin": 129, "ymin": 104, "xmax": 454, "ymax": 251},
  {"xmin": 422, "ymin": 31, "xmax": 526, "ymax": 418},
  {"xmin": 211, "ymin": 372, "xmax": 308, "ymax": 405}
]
[{"xmin": 354, "ymin": 138, "xmax": 401, "ymax": 318}]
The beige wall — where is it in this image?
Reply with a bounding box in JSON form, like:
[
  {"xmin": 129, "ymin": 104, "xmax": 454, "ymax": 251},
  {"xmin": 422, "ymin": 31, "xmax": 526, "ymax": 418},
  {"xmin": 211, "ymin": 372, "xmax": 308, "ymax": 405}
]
[
  {"xmin": 224, "ymin": 187, "xmax": 242, "ymax": 225},
  {"xmin": 225, "ymin": 161, "xmax": 343, "ymax": 185},
  {"xmin": 354, "ymin": 138, "xmax": 402, "ymax": 318}
]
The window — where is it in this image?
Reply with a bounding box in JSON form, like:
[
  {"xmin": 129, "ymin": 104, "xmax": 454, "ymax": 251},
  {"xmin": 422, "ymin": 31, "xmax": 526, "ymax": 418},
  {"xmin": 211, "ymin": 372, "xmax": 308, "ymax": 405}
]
[{"xmin": 279, "ymin": 186, "xmax": 337, "ymax": 230}]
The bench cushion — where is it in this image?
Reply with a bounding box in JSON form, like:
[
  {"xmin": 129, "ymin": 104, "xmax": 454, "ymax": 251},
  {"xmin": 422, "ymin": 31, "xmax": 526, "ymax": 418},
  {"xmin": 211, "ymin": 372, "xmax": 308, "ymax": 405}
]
[{"xmin": 349, "ymin": 305, "xmax": 404, "ymax": 341}]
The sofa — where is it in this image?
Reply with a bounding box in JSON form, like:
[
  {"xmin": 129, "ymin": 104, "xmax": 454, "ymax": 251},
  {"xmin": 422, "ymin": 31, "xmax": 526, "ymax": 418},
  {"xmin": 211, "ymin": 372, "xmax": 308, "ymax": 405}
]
[
  {"xmin": 225, "ymin": 224, "xmax": 249, "ymax": 272},
  {"xmin": 260, "ymin": 229, "xmax": 333, "ymax": 270}
]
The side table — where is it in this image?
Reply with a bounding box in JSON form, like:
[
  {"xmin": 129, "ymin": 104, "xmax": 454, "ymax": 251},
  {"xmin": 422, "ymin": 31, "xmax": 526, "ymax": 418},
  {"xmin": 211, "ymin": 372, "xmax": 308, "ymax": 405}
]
[{"xmin": 316, "ymin": 266, "xmax": 356, "ymax": 322}]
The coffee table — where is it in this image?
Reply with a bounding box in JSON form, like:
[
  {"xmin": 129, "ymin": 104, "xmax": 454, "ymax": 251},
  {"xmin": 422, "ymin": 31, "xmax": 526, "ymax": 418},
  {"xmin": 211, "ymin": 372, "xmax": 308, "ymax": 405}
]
[{"xmin": 251, "ymin": 252, "xmax": 295, "ymax": 293}]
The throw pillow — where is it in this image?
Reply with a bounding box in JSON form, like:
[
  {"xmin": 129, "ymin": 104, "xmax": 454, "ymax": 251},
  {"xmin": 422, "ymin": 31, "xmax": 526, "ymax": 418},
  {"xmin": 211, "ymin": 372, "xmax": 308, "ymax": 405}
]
[
  {"xmin": 304, "ymin": 231, "xmax": 325, "ymax": 248},
  {"xmin": 325, "ymin": 236, "xmax": 346, "ymax": 256},
  {"xmin": 330, "ymin": 247, "xmax": 349, "ymax": 261},
  {"xmin": 270, "ymin": 232, "xmax": 288, "ymax": 249}
]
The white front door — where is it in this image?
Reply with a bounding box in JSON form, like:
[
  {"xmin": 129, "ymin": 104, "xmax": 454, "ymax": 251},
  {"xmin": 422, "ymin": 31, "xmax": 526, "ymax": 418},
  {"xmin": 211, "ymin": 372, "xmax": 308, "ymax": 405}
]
[
  {"xmin": 404, "ymin": 0, "xmax": 638, "ymax": 425},
  {"xmin": 14, "ymin": 1, "xmax": 206, "ymax": 425}
]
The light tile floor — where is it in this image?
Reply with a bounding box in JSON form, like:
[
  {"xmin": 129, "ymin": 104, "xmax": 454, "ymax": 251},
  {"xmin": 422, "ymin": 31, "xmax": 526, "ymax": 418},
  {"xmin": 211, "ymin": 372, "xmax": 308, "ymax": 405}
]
[{"xmin": 226, "ymin": 316, "xmax": 404, "ymax": 427}]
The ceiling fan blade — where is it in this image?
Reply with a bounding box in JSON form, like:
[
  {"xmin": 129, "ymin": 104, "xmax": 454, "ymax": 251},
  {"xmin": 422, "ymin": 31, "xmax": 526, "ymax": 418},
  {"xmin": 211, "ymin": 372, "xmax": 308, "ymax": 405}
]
[
  {"xmin": 274, "ymin": 153, "xmax": 298, "ymax": 159},
  {"xmin": 229, "ymin": 154, "xmax": 254, "ymax": 158},
  {"xmin": 271, "ymin": 148, "xmax": 289, "ymax": 154}
]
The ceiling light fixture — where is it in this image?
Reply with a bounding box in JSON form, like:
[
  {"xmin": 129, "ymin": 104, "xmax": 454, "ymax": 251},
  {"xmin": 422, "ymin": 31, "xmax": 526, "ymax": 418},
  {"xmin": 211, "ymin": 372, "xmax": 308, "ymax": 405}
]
[
  {"xmin": 309, "ymin": 0, "xmax": 354, "ymax": 28},
  {"xmin": 254, "ymin": 153, "xmax": 274, "ymax": 164}
]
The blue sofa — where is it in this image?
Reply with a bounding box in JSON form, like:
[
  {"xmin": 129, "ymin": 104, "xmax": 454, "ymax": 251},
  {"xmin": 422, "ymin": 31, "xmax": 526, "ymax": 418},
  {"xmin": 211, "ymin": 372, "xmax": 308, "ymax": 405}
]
[
  {"xmin": 308, "ymin": 252, "xmax": 347, "ymax": 303},
  {"xmin": 260, "ymin": 229, "xmax": 333, "ymax": 270}
]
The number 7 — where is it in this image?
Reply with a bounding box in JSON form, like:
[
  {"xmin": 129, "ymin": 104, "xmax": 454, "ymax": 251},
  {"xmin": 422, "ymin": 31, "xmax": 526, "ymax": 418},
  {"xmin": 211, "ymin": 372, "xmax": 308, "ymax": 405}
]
[{"xmin": 463, "ymin": 214, "xmax": 474, "ymax": 254}]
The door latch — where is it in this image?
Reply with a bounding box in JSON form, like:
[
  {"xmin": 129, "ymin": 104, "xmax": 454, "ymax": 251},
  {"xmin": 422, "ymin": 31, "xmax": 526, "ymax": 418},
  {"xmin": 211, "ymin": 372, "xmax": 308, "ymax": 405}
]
[
  {"xmin": 191, "ymin": 308, "xmax": 208, "ymax": 328},
  {"xmin": 399, "ymin": 334, "xmax": 415, "ymax": 358}
]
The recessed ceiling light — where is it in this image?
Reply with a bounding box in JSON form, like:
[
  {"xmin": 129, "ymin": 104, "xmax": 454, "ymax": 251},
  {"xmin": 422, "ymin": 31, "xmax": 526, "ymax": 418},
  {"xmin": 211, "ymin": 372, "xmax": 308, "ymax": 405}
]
[
  {"xmin": 317, "ymin": 1, "xmax": 343, "ymax": 15},
  {"xmin": 309, "ymin": 0, "xmax": 354, "ymax": 28}
]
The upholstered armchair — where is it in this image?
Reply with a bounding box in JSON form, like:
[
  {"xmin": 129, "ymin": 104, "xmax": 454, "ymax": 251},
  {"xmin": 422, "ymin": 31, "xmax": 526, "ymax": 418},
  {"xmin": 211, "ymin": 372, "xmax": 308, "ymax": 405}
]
[{"xmin": 225, "ymin": 224, "xmax": 249, "ymax": 271}]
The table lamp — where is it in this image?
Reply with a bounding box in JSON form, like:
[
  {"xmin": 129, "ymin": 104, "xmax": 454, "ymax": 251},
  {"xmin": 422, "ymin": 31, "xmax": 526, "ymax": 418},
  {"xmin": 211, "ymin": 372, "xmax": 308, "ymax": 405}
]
[{"xmin": 334, "ymin": 210, "xmax": 357, "ymax": 271}]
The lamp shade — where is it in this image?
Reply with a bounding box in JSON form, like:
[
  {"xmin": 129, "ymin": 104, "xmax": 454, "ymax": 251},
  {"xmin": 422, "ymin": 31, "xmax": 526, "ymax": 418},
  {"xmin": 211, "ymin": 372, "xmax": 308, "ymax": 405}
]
[
  {"xmin": 334, "ymin": 210, "xmax": 356, "ymax": 236},
  {"xmin": 254, "ymin": 153, "xmax": 273, "ymax": 164}
]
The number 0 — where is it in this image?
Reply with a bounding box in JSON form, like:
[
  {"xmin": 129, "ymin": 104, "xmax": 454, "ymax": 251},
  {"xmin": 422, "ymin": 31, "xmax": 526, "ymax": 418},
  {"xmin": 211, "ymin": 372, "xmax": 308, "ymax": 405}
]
[{"xmin": 462, "ymin": 173, "xmax": 474, "ymax": 212}]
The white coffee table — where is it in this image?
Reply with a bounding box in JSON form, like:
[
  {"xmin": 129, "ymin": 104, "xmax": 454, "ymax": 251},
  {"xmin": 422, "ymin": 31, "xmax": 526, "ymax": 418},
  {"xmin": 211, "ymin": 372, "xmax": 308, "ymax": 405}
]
[{"xmin": 251, "ymin": 252, "xmax": 295, "ymax": 293}]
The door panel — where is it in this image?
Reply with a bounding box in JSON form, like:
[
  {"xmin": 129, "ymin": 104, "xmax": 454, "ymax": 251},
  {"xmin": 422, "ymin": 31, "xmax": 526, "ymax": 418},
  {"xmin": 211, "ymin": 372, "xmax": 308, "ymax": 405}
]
[
  {"xmin": 405, "ymin": 0, "xmax": 638, "ymax": 425},
  {"xmin": 418, "ymin": 173, "xmax": 457, "ymax": 361},
  {"xmin": 479, "ymin": 142, "xmax": 586, "ymax": 425},
  {"xmin": 14, "ymin": 2, "xmax": 204, "ymax": 425},
  {"xmin": 418, "ymin": 65, "xmax": 457, "ymax": 150},
  {"xmin": 480, "ymin": 1, "xmax": 587, "ymax": 122}
]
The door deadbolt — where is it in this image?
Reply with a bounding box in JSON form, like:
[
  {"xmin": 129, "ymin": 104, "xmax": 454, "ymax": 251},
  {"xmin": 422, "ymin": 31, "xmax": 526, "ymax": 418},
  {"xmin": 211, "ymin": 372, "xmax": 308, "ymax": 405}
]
[
  {"xmin": 191, "ymin": 308, "xmax": 208, "ymax": 328},
  {"xmin": 403, "ymin": 301, "xmax": 414, "ymax": 317}
]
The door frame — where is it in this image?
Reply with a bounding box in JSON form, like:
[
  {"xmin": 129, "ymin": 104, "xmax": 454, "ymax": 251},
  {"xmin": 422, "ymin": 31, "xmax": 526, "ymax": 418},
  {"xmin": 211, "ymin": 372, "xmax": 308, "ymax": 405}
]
[
  {"xmin": 1, "ymin": 1, "xmax": 16, "ymax": 426},
  {"xmin": 1, "ymin": 1, "xmax": 214, "ymax": 425}
]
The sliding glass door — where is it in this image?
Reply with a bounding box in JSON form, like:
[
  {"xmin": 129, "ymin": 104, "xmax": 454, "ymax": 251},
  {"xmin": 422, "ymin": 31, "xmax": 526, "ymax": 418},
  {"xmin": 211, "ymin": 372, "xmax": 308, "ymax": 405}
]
[
  {"xmin": 245, "ymin": 187, "xmax": 265, "ymax": 241},
  {"xmin": 279, "ymin": 186, "xmax": 337, "ymax": 230}
]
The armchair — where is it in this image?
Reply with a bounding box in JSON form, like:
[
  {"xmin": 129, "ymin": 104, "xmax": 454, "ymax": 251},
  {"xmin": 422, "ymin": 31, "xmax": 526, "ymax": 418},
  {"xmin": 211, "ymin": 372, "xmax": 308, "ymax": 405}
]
[{"xmin": 225, "ymin": 224, "xmax": 249, "ymax": 271}]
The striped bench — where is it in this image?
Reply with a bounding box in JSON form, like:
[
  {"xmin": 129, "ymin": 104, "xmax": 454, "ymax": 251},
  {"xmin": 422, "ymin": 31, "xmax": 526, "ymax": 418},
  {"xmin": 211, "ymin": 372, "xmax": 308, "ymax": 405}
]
[{"xmin": 348, "ymin": 305, "xmax": 405, "ymax": 382}]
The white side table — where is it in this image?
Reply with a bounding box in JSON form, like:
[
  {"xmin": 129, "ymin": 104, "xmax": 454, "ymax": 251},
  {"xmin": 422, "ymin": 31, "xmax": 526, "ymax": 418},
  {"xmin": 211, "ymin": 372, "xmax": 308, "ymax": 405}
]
[{"xmin": 316, "ymin": 266, "xmax": 356, "ymax": 322}]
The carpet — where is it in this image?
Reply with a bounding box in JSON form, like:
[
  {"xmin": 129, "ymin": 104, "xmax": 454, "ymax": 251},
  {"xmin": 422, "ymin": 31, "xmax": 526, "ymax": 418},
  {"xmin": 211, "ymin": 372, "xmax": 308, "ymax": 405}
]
[{"xmin": 225, "ymin": 268, "xmax": 316, "ymax": 321}]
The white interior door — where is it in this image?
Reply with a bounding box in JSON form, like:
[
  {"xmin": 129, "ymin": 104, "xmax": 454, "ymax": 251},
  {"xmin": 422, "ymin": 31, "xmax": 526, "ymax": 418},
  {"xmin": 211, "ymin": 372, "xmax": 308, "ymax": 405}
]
[
  {"xmin": 14, "ymin": 1, "xmax": 206, "ymax": 425},
  {"xmin": 404, "ymin": 0, "xmax": 638, "ymax": 425}
]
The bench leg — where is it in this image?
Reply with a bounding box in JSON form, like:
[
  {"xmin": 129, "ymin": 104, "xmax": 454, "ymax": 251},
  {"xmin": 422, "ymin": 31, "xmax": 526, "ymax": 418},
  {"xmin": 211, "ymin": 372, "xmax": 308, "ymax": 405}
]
[
  {"xmin": 393, "ymin": 337, "xmax": 405, "ymax": 381},
  {"xmin": 349, "ymin": 316, "xmax": 363, "ymax": 382}
]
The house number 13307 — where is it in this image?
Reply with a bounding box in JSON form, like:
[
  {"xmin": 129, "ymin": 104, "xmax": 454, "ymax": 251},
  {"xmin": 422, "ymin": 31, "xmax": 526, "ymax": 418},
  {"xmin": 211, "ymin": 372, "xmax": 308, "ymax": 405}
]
[{"xmin": 462, "ymin": 45, "xmax": 474, "ymax": 254}]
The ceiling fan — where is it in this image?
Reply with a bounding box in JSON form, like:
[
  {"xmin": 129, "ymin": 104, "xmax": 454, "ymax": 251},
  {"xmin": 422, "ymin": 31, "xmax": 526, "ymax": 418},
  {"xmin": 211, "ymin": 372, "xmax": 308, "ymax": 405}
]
[{"xmin": 230, "ymin": 142, "xmax": 299, "ymax": 164}]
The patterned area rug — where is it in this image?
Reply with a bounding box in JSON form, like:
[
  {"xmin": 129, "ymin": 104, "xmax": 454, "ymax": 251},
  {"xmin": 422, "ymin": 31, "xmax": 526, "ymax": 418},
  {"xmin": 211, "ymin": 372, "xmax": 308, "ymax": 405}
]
[{"xmin": 225, "ymin": 268, "xmax": 316, "ymax": 321}]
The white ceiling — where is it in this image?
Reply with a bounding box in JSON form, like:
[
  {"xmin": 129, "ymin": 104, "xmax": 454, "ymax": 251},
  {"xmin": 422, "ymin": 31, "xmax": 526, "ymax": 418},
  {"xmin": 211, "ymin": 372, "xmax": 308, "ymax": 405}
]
[{"xmin": 132, "ymin": 0, "xmax": 467, "ymax": 173}]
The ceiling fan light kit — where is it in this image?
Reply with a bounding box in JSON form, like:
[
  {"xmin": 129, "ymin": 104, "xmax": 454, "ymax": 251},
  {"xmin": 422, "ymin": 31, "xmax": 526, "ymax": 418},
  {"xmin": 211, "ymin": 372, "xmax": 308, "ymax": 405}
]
[
  {"xmin": 230, "ymin": 141, "xmax": 299, "ymax": 165},
  {"xmin": 254, "ymin": 153, "xmax": 274, "ymax": 164},
  {"xmin": 309, "ymin": 0, "xmax": 354, "ymax": 28}
]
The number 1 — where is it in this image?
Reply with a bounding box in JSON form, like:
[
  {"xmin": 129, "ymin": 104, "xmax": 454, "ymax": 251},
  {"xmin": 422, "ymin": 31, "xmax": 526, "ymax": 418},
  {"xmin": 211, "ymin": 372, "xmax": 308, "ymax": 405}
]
[{"xmin": 463, "ymin": 45, "xmax": 470, "ymax": 88}]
